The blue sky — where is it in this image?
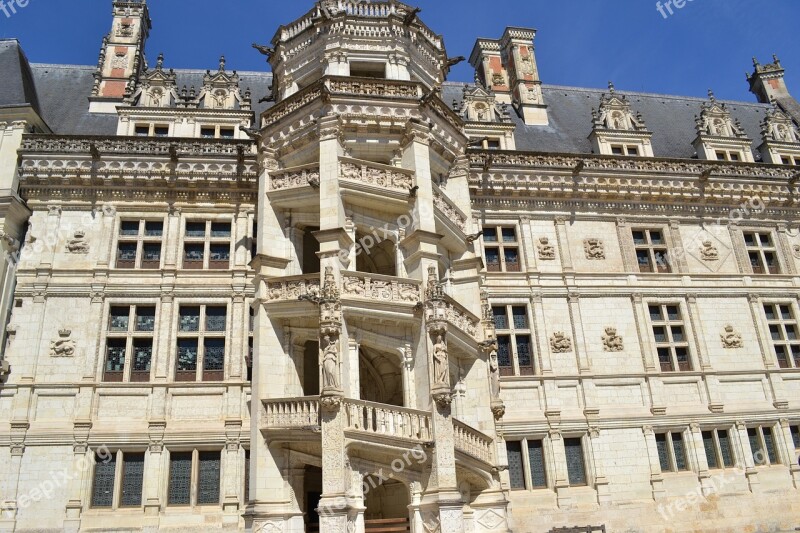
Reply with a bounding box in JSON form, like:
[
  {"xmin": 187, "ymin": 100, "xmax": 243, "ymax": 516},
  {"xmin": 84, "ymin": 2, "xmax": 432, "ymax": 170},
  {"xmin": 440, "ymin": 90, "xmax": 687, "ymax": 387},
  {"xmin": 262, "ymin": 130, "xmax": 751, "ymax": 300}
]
[{"xmin": 1, "ymin": 0, "xmax": 798, "ymax": 102}]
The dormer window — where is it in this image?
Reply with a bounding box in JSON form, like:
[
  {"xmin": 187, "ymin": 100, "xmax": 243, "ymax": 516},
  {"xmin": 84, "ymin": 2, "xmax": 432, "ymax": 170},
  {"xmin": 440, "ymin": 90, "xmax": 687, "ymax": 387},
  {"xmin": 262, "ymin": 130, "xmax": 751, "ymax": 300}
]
[
  {"xmin": 134, "ymin": 123, "xmax": 170, "ymax": 137},
  {"xmin": 589, "ymin": 83, "xmax": 653, "ymax": 157},
  {"xmin": 758, "ymin": 105, "xmax": 800, "ymax": 164},
  {"xmin": 611, "ymin": 144, "xmax": 639, "ymax": 156},
  {"xmin": 715, "ymin": 150, "xmax": 741, "ymax": 162},
  {"xmin": 198, "ymin": 125, "xmax": 237, "ymax": 140},
  {"xmin": 692, "ymin": 90, "xmax": 755, "ymax": 162},
  {"xmin": 780, "ymin": 155, "xmax": 800, "ymax": 166}
]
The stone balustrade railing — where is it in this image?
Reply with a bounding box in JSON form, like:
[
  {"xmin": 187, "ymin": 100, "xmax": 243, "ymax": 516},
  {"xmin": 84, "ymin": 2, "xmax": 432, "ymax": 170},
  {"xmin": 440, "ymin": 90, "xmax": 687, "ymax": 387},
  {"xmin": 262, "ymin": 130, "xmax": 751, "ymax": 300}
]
[
  {"xmin": 453, "ymin": 419, "xmax": 494, "ymax": 464},
  {"xmin": 263, "ymin": 397, "xmax": 320, "ymax": 429},
  {"xmin": 425, "ymin": 295, "xmax": 480, "ymax": 340},
  {"xmin": 265, "ymin": 274, "xmax": 321, "ymax": 302},
  {"xmin": 269, "ymin": 164, "xmax": 321, "ymax": 191},
  {"xmin": 339, "ymin": 157, "xmax": 415, "ymax": 191},
  {"xmin": 20, "ymin": 134, "xmax": 253, "ymax": 157},
  {"xmin": 341, "ymin": 271, "xmax": 421, "ymax": 304},
  {"xmin": 344, "ymin": 399, "xmax": 432, "ymax": 443},
  {"xmin": 432, "ymin": 185, "xmax": 467, "ymax": 232}
]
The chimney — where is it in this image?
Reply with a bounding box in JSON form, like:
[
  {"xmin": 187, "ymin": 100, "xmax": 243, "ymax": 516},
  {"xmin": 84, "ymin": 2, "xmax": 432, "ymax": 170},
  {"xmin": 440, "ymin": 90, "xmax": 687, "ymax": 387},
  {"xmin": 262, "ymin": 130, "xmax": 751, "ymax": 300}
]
[
  {"xmin": 470, "ymin": 27, "xmax": 548, "ymax": 126},
  {"xmin": 89, "ymin": 0, "xmax": 151, "ymax": 113},
  {"xmin": 748, "ymin": 55, "xmax": 790, "ymax": 104}
]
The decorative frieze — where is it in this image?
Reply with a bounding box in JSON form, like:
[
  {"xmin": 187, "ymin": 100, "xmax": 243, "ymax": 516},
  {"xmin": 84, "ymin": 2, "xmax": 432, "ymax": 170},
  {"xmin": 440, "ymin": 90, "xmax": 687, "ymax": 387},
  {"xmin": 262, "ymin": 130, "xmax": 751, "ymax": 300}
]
[
  {"xmin": 269, "ymin": 165, "xmax": 321, "ymax": 191},
  {"xmin": 340, "ymin": 272, "xmax": 420, "ymax": 303},
  {"xmin": 339, "ymin": 158, "xmax": 414, "ymax": 191},
  {"xmin": 433, "ymin": 189, "xmax": 467, "ymax": 232},
  {"xmin": 265, "ymin": 275, "xmax": 321, "ymax": 302}
]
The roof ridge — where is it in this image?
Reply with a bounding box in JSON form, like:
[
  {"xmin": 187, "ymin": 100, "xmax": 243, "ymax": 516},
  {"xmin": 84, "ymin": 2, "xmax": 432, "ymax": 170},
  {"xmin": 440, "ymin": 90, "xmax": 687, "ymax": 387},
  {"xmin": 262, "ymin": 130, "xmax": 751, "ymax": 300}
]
[
  {"xmin": 542, "ymin": 83, "xmax": 768, "ymax": 108},
  {"xmin": 30, "ymin": 63, "xmax": 272, "ymax": 78}
]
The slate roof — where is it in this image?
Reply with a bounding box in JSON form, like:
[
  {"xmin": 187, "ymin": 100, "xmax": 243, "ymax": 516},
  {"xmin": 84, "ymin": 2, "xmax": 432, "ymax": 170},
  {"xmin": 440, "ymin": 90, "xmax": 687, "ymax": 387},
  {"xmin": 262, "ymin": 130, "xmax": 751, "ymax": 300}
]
[
  {"xmin": 22, "ymin": 61, "xmax": 273, "ymax": 136},
  {"xmin": 0, "ymin": 36, "xmax": 782, "ymax": 160},
  {"xmin": 442, "ymin": 82, "xmax": 774, "ymax": 160},
  {"xmin": 0, "ymin": 39, "xmax": 42, "ymax": 116}
]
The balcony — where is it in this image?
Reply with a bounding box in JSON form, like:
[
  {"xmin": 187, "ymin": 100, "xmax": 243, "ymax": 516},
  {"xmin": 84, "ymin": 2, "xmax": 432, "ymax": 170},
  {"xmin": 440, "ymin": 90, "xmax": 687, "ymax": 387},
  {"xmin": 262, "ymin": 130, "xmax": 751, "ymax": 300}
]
[
  {"xmin": 264, "ymin": 274, "xmax": 321, "ymax": 303},
  {"xmin": 339, "ymin": 156, "xmax": 414, "ymax": 194},
  {"xmin": 268, "ymin": 163, "xmax": 321, "ymax": 192},
  {"xmin": 343, "ymin": 399, "xmax": 432, "ymax": 445},
  {"xmin": 341, "ymin": 271, "xmax": 421, "ymax": 306},
  {"xmin": 453, "ymin": 418, "xmax": 494, "ymax": 465}
]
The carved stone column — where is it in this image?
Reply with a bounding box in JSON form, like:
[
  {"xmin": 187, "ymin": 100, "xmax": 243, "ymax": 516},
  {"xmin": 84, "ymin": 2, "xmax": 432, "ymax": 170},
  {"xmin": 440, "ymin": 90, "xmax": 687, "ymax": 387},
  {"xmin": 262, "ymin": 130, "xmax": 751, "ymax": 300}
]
[{"xmin": 423, "ymin": 279, "xmax": 463, "ymax": 532}]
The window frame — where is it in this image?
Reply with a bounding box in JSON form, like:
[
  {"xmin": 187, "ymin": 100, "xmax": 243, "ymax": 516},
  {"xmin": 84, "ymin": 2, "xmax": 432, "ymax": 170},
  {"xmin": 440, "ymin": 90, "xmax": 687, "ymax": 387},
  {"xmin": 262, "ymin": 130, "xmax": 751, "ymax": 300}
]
[
  {"xmin": 175, "ymin": 303, "xmax": 228, "ymax": 382},
  {"xmin": 134, "ymin": 123, "xmax": 171, "ymax": 137},
  {"xmin": 701, "ymin": 428, "xmax": 735, "ymax": 470},
  {"xmin": 648, "ymin": 302, "xmax": 693, "ymax": 372},
  {"xmin": 656, "ymin": 430, "xmax": 690, "ymax": 473},
  {"xmin": 482, "ymin": 224, "xmax": 522, "ymax": 273},
  {"xmin": 742, "ymin": 231, "xmax": 781, "ymax": 275},
  {"xmin": 103, "ymin": 303, "xmax": 157, "ymax": 383},
  {"xmin": 90, "ymin": 450, "xmax": 146, "ymax": 510},
  {"xmin": 748, "ymin": 425, "xmax": 780, "ymax": 467},
  {"xmin": 492, "ymin": 303, "xmax": 535, "ymax": 376},
  {"xmin": 563, "ymin": 436, "xmax": 588, "ymax": 486},
  {"xmin": 115, "ymin": 219, "xmax": 165, "ymax": 270},
  {"xmin": 763, "ymin": 302, "xmax": 800, "ymax": 368},
  {"xmin": 632, "ymin": 228, "xmax": 671, "ymax": 273},
  {"xmin": 715, "ymin": 149, "xmax": 743, "ymax": 162},
  {"xmin": 167, "ymin": 449, "xmax": 222, "ymax": 508},
  {"xmin": 182, "ymin": 219, "xmax": 233, "ymax": 270},
  {"xmin": 505, "ymin": 437, "xmax": 551, "ymax": 491}
]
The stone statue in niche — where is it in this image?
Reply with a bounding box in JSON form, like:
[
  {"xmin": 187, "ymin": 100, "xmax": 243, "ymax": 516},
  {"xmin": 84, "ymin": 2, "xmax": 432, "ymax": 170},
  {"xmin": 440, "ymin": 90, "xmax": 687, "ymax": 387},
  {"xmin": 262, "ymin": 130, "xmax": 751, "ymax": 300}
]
[
  {"xmin": 720, "ymin": 325, "xmax": 743, "ymax": 349},
  {"xmin": 321, "ymin": 335, "xmax": 340, "ymax": 390},
  {"xmin": 537, "ymin": 237, "xmax": 556, "ymax": 260},
  {"xmin": 66, "ymin": 231, "xmax": 90, "ymax": 254},
  {"xmin": 488, "ymin": 349, "xmax": 501, "ymax": 399},
  {"xmin": 550, "ymin": 332, "xmax": 572, "ymax": 353},
  {"xmin": 602, "ymin": 327, "xmax": 624, "ymax": 352},
  {"xmin": 432, "ymin": 335, "xmax": 449, "ymax": 385},
  {"xmin": 584, "ymin": 238, "xmax": 605, "ymax": 260},
  {"xmin": 700, "ymin": 241, "xmax": 719, "ymax": 261},
  {"xmin": 425, "ymin": 265, "xmax": 443, "ymax": 300}
]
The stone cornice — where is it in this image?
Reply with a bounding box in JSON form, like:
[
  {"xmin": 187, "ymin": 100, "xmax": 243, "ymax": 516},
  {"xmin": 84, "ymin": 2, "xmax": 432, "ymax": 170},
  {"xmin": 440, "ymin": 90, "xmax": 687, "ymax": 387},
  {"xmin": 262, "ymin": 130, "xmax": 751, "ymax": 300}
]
[
  {"xmin": 17, "ymin": 134, "xmax": 259, "ymax": 202},
  {"xmin": 467, "ymin": 148, "xmax": 800, "ymax": 208}
]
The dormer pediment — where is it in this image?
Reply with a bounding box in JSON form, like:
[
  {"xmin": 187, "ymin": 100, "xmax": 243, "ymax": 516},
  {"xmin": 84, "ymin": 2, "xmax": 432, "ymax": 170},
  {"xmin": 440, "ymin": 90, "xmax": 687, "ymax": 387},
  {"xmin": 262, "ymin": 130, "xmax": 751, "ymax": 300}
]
[
  {"xmin": 589, "ymin": 83, "xmax": 653, "ymax": 157},
  {"xmin": 759, "ymin": 104, "xmax": 800, "ymax": 165},
  {"xmin": 692, "ymin": 90, "xmax": 754, "ymax": 162}
]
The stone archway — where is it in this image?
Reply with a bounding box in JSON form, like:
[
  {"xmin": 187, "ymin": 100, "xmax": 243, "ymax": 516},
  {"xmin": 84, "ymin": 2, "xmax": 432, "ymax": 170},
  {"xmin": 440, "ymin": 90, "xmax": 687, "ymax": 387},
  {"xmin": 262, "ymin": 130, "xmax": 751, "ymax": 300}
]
[{"xmin": 359, "ymin": 347, "xmax": 403, "ymax": 406}]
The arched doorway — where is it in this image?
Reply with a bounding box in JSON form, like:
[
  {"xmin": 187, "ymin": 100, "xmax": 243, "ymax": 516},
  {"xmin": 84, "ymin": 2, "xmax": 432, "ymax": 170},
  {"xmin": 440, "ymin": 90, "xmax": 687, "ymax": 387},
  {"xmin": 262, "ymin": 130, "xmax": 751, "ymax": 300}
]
[
  {"xmin": 363, "ymin": 476, "xmax": 411, "ymax": 532},
  {"xmin": 356, "ymin": 235, "xmax": 397, "ymax": 277},
  {"xmin": 359, "ymin": 347, "xmax": 403, "ymax": 406}
]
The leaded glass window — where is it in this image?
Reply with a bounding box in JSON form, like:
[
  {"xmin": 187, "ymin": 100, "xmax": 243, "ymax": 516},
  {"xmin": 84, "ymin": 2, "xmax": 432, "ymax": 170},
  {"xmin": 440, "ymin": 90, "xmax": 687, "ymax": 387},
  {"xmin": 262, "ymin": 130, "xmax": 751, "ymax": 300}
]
[
  {"xmin": 527, "ymin": 440, "xmax": 547, "ymax": 488},
  {"xmin": 197, "ymin": 451, "xmax": 221, "ymax": 505},
  {"xmin": 656, "ymin": 431, "xmax": 689, "ymax": 472},
  {"xmin": 564, "ymin": 438, "xmax": 586, "ymax": 485},
  {"xmin": 205, "ymin": 307, "xmax": 227, "ymax": 332},
  {"xmin": 482, "ymin": 225, "xmax": 521, "ymax": 272},
  {"xmin": 168, "ymin": 452, "xmax": 193, "ymax": 505},
  {"xmin": 177, "ymin": 305, "xmax": 227, "ymax": 382},
  {"xmin": 120, "ymin": 453, "xmax": 144, "ymax": 507},
  {"xmin": 703, "ymin": 429, "xmax": 735, "ymax": 469},
  {"xmin": 791, "ymin": 425, "xmax": 800, "ymax": 449},
  {"xmin": 91, "ymin": 453, "xmax": 116, "ymax": 508},
  {"xmin": 506, "ymin": 441, "xmax": 525, "ymax": 490},
  {"xmin": 748, "ymin": 426, "xmax": 778, "ymax": 465},
  {"xmin": 104, "ymin": 305, "xmax": 156, "ymax": 382},
  {"xmin": 180, "ymin": 307, "xmax": 201, "ymax": 332},
  {"xmin": 116, "ymin": 220, "xmax": 163, "ymax": 269},
  {"xmin": 492, "ymin": 305, "xmax": 534, "ymax": 376},
  {"xmin": 183, "ymin": 220, "xmax": 232, "ymax": 270}
]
